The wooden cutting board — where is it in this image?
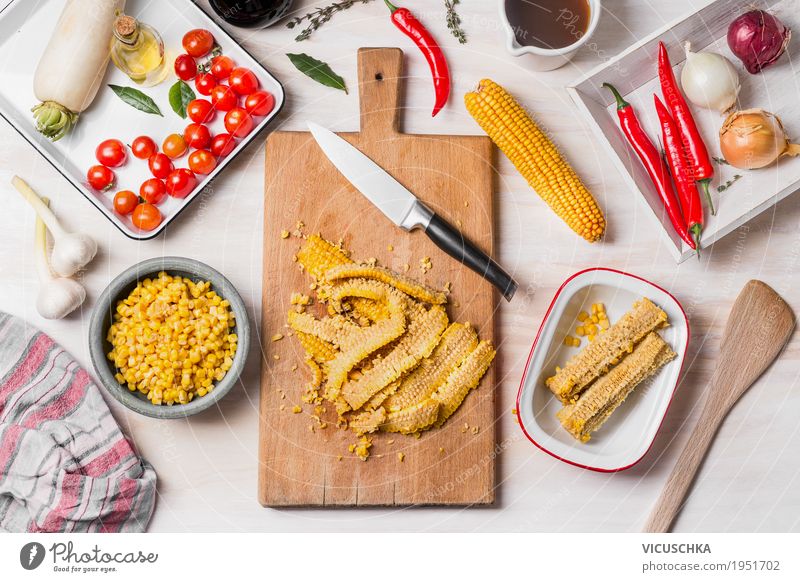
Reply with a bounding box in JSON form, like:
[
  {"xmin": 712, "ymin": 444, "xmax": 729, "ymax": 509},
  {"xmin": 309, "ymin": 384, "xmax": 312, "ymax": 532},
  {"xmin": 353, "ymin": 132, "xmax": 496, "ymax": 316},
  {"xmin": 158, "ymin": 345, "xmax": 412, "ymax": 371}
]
[{"xmin": 258, "ymin": 47, "xmax": 498, "ymax": 507}]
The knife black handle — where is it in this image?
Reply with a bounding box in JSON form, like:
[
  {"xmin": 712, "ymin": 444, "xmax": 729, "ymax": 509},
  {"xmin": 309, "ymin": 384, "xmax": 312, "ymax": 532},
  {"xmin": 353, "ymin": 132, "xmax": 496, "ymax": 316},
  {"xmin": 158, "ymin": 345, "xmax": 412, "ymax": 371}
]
[{"xmin": 424, "ymin": 213, "xmax": 518, "ymax": 301}]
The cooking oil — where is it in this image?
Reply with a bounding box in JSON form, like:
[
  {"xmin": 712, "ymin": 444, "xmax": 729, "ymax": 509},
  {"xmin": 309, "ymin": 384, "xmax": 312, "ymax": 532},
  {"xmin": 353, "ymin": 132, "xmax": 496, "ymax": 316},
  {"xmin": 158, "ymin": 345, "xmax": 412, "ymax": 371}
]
[{"xmin": 110, "ymin": 15, "xmax": 169, "ymax": 87}]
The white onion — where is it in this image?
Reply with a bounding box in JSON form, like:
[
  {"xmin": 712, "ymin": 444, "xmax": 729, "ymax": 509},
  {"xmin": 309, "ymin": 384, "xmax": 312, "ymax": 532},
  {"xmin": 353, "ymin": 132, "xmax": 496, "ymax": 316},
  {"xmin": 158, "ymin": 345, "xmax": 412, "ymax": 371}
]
[{"xmin": 680, "ymin": 42, "xmax": 740, "ymax": 113}]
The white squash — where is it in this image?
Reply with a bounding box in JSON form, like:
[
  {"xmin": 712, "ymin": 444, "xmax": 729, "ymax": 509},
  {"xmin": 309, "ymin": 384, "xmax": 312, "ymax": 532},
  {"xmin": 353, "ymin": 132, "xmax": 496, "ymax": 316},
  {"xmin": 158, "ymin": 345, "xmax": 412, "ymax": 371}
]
[{"xmin": 32, "ymin": 0, "xmax": 125, "ymax": 140}]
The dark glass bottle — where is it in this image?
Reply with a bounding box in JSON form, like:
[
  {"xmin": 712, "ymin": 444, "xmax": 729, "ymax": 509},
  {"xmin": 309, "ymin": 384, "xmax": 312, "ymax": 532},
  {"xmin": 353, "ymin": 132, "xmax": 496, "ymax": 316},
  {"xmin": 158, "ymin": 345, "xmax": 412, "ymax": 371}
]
[{"xmin": 208, "ymin": 0, "xmax": 294, "ymax": 29}]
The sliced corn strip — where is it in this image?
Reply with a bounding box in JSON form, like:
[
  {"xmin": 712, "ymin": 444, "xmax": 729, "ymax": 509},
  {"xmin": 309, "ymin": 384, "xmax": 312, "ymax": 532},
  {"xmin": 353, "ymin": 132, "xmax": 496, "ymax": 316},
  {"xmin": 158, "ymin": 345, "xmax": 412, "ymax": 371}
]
[
  {"xmin": 382, "ymin": 399, "xmax": 441, "ymax": 435},
  {"xmin": 297, "ymin": 234, "xmax": 352, "ymax": 280},
  {"xmin": 325, "ymin": 264, "xmax": 447, "ymax": 305},
  {"xmin": 432, "ymin": 340, "xmax": 496, "ymax": 427}
]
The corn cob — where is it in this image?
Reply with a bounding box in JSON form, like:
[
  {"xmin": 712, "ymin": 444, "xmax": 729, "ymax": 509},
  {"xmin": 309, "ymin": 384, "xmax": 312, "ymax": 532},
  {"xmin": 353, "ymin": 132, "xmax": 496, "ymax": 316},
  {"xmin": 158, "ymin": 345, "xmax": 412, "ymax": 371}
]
[
  {"xmin": 295, "ymin": 331, "xmax": 338, "ymax": 362},
  {"xmin": 557, "ymin": 332, "xmax": 676, "ymax": 442},
  {"xmin": 432, "ymin": 340, "xmax": 496, "ymax": 427},
  {"xmin": 383, "ymin": 322, "xmax": 478, "ymax": 412},
  {"xmin": 325, "ymin": 264, "xmax": 447, "ymax": 305},
  {"xmin": 324, "ymin": 300, "xmax": 407, "ymax": 403},
  {"xmin": 465, "ymin": 79, "xmax": 605, "ymax": 242},
  {"xmin": 297, "ymin": 234, "xmax": 352, "ymax": 280},
  {"xmin": 546, "ymin": 297, "xmax": 668, "ymax": 403},
  {"xmin": 342, "ymin": 305, "xmax": 449, "ymax": 410},
  {"xmin": 382, "ymin": 399, "xmax": 441, "ymax": 434},
  {"xmin": 288, "ymin": 311, "xmax": 360, "ymax": 349}
]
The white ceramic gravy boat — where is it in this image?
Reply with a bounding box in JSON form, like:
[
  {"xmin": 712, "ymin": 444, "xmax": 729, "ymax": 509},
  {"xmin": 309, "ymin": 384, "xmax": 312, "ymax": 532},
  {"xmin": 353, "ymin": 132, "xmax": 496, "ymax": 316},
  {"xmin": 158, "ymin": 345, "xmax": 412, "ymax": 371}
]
[{"xmin": 500, "ymin": 0, "xmax": 602, "ymax": 71}]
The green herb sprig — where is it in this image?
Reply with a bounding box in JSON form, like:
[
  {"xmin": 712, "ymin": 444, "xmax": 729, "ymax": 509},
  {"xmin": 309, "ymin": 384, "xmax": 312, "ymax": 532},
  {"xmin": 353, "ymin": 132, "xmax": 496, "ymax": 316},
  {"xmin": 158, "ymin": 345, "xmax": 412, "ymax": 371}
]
[
  {"xmin": 717, "ymin": 174, "xmax": 742, "ymax": 193},
  {"xmin": 286, "ymin": 0, "xmax": 376, "ymax": 42},
  {"xmin": 445, "ymin": 0, "xmax": 466, "ymax": 43}
]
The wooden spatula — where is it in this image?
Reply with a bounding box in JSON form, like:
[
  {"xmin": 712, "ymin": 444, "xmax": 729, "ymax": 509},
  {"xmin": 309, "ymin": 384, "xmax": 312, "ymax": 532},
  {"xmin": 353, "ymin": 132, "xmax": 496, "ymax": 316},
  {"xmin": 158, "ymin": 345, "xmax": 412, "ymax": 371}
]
[{"xmin": 644, "ymin": 280, "xmax": 795, "ymax": 533}]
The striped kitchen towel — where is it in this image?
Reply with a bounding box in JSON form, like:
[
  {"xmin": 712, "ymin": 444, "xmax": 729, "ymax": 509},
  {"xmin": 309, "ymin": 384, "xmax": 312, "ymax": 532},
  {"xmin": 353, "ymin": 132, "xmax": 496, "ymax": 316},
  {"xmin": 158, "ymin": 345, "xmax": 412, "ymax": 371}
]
[{"xmin": 0, "ymin": 312, "xmax": 156, "ymax": 532}]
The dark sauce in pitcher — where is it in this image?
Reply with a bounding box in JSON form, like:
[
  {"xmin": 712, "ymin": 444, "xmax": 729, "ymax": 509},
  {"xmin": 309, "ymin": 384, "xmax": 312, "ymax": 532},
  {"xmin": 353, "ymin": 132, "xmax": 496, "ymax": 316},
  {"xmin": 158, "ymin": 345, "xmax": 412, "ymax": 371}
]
[
  {"xmin": 209, "ymin": 0, "xmax": 294, "ymax": 29},
  {"xmin": 505, "ymin": 0, "xmax": 591, "ymax": 50}
]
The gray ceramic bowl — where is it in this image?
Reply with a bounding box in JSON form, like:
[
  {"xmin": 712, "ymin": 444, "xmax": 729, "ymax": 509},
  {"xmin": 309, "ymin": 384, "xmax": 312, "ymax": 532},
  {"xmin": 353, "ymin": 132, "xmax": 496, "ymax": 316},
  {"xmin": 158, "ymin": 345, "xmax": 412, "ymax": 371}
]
[{"xmin": 89, "ymin": 257, "xmax": 250, "ymax": 419}]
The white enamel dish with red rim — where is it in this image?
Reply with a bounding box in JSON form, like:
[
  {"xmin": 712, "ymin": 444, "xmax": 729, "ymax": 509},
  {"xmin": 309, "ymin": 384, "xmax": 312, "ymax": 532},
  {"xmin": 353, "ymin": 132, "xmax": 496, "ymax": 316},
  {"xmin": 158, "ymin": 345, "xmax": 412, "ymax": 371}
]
[
  {"xmin": 0, "ymin": 0, "xmax": 285, "ymax": 240},
  {"xmin": 516, "ymin": 268, "xmax": 689, "ymax": 472}
]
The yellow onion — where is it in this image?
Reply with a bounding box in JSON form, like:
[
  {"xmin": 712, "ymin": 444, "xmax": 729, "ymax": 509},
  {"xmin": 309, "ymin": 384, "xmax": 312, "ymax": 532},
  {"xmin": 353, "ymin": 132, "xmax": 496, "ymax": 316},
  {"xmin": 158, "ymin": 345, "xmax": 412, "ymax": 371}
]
[{"xmin": 719, "ymin": 109, "xmax": 800, "ymax": 169}]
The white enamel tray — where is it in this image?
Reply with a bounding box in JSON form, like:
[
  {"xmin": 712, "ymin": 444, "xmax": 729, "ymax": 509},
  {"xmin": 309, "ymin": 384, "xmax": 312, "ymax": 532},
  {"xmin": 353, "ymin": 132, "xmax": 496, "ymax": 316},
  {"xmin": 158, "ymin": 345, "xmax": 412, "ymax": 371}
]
[
  {"xmin": 515, "ymin": 268, "xmax": 689, "ymax": 472},
  {"xmin": 0, "ymin": 0, "xmax": 285, "ymax": 239},
  {"xmin": 569, "ymin": 0, "xmax": 800, "ymax": 262}
]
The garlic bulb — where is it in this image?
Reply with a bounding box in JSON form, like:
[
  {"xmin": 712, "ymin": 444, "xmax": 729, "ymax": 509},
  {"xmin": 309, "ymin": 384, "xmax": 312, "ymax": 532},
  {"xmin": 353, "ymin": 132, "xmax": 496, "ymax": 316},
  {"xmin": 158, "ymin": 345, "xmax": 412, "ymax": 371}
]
[
  {"xmin": 12, "ymin": 176, "xmax": 97, "ymax": 277},
  {"xmin": 34, "ymin": 199, "xmax": 86, "ymax": 320},
  {"xmin": 680, "ymin": 42, "xmax": 740, "ymax": 112}
]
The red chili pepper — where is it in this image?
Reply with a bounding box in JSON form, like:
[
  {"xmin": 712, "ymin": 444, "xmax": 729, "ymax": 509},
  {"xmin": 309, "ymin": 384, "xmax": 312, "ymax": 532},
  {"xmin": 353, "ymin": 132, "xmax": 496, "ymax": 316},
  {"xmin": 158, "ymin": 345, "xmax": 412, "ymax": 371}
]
[
  {"xmin": 384, "ymin": 0, "xmax": 450, "ymax": 117},
  {"xmin": 603, "ymin": 83, "xmax": 695, "ymax": 250},
  {"xmin": 654, "ymin": 95, "xmax": 702, "ymax": 253},
  {"xmin": 658, "ymin": 42, "xmax": 715, "ymax": 215}
]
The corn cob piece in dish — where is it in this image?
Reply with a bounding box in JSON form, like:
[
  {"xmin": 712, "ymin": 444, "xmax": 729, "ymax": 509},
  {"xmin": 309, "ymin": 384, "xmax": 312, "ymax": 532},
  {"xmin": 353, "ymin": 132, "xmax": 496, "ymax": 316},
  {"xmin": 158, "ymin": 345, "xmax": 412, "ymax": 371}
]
[
  {"xmin": 465, "ymin": 78, "xmax": 605, "ymax": 242},
  {"xmin": 557, "ymin": 332, "xmax": 676, "ymax": 442},
  {"xmin": 546, "ymin": 297, "xmax": 668, "ymax": 404}
]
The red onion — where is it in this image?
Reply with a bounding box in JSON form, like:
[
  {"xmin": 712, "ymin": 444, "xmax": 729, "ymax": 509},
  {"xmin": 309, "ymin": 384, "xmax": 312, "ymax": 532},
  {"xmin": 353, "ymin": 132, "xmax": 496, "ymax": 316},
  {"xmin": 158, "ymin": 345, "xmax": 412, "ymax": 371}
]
[{"xmin": 727, "ymin": 9, "xmax": 791, "ymax": 74}]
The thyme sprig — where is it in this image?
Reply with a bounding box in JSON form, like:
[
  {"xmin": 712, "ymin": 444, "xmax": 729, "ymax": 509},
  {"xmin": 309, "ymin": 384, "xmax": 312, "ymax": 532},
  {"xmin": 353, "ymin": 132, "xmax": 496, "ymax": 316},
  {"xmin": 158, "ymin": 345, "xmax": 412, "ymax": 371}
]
[
  {"xmin": 445, "ymin": 0, "xmax": 467, "ymax": 43},
  {"xmin": 286, "ymin": 0, "xmax": 376, "ymax": 42}
]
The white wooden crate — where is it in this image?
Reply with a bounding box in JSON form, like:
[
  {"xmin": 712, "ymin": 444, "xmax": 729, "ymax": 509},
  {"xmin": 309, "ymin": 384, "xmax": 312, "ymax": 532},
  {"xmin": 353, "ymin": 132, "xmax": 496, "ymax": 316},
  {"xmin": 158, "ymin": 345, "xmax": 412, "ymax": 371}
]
[{"xmin": 569, "ymin": 0, "xmax": 800, "ymax": 262}]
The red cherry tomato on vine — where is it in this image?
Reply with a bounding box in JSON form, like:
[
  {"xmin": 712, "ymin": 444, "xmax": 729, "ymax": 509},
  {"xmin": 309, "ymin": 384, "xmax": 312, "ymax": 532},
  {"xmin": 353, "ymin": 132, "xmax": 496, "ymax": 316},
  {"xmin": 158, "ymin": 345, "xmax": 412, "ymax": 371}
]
[
  {"xmin": 131, "ymin": 136, "xmax": 157, "ymax": 160},
  {"xmin": 210, "ymin": 55, "xmax": 235, "ymax": 80},
  {"xmin": 148, "ymin": 153, "xmax": 173, "ymax": 179},
  {"xmin": 194, "ymin": 72, "xmax": 216, "ymax": 96},
  {"xmin": 131, "ymin": 203, "xmax": 162, "ymax": 231},
  {"xmin": 165, "ymin": 169, "xmax": 197, "ymax": 199},
  {"xmin": 95, "ymin": 139, "xmax": 126, "ymax": 167},
  {"xmin": 183, "ymin": 123, "xmax": 211, "ymax": 149},
  {"xmin": 182, "ymin": 29, "xmax": 215, "ymax": 58},
  {"xmin": 228, "ymin": 67, "xmax": 259, "ymax": 95},
  {"xmin": 224, "ymin": 108, "xmax": 253, "ymax": 138},
  {"xmin": 210, "ymin": 133, "xmax": 236, "ymax": 158},
  {"xmin": 113, "ymin": 190, "xmax": 139, "ymax": 215},
  {"xmin": 244, "ymin": 91, "xmax": 275, "ymax": 117},
  {"xmin": 186, "ymin": 98, "xmax": 215, "ymax": 123},
  {"xmin": 210, "ymin": 84, "xmax": 236, "ymax": 111},
  {"xmin": 87, "ymin": 165, "xmax": 115, "ymax": 191},
  {"xmin": 162, "ymin": 133, "xmax": 187, "ymax": 159},
  {"xmin": 174, "ymin": 53, "xmax": 197, "ymax": 81},
  {"xmin": 188, "ymin": 149, "xmax": 217, "ymax": 175},
  {"xmin": 140, "ymin": 178, "xmax": 167, "ymax": 205}
]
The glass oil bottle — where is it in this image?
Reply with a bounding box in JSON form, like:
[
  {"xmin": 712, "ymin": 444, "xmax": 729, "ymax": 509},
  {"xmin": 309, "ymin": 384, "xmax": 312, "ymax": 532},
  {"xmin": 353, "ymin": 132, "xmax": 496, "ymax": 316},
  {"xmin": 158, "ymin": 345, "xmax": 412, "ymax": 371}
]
[{"xmin": 110, "ymin": 15, "xmax": 169, "ymax": 87}]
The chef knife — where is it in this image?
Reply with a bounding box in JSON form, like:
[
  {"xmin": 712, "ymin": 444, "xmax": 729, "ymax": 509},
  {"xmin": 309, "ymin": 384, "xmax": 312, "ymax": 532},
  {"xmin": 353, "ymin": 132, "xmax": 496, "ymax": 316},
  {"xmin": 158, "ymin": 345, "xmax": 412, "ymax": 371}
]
[{"xmin": 307, "ymin": 122, "xmax": 518, "ymax": 301}]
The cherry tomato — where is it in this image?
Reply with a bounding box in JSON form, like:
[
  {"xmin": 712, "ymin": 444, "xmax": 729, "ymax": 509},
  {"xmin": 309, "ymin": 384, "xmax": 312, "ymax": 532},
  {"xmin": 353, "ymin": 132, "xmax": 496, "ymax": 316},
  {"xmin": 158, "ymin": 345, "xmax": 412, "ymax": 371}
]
[
  {"xmin": 165, "ymin": 169, "xmax": 197, "ymax": 199},
  {"xmin": 131, "ymin": 136, "xmax": 157, "ymax": 160},
  {"xmin": 224, "ymin": 108, "xmax": 253, "ymax": 138},
  {"xmin": 210, "ymin": 133, "xmax": 236, "ymax": 158},
  {"xmin": 182, "ymin": 29, "xmax": 215, "ymax": 58},
  {"xmin": 186, "ymin": 98, "xmax": 215, "ymax": 123},
  {"xmin": 95, "ymin": 139, "xmax": 127, "ymax": 167},
  {"xmin": 194, "ymin": 72, "xmax": 216, "ymax": 96},
  {"xmin": 140, "ymin": 178, "xmax": 167, "ymax": 205},
  {"xmin": 188, "ymin": 149, "xmax": 217, "ymax": 175},
  {"xmin": 87, "ymin": 165, "xmax": 115, "ymax": 191},
  {"xmin": 148, "ymin": 152, "xmax": 174, "ymax": 179},
  {"xmin": 174, "ymin": 53, "xmax": 197, "ymax": 81},
  {"xmin": 162, "ymin": 133, "xmax": 187, "ymax": 159},
  {"xmin": 228, "ymin": 67, "xmax": 259, "ymax": 95},
  {"xmin": 210, "ymin": 84, "xmax": 236, "ymax": 111},
  {"xmin": 113, "ymin": 190, "xmax": 139, "ymax": 215},
  {"xmin": 183, "ymin": 123, "xmax": 211, "ymax": 149},
  {"xmin": 244, "ymin": 90, "xmax": 275, "ymax": 117},
  {"xmin": 210, "ymin": 55, "xmax": 235, "ymax": 80},
  {"xmin": 132, "ymin": 203, "xmax": 162, "ymax": 231}
]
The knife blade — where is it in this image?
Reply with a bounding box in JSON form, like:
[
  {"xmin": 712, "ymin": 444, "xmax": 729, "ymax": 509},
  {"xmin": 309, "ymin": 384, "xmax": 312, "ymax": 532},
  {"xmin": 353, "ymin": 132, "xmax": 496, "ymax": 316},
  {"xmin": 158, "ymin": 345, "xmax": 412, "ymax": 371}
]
[{"xmin": 308, "ymin": 122, "xmax": 518, "ymax": 301}]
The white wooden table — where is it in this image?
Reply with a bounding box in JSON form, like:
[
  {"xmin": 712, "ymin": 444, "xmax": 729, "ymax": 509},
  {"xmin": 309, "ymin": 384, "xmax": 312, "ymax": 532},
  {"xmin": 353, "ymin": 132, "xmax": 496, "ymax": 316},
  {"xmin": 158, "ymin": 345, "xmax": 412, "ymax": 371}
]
[{"xmin": 1, "ymin": 0, "xmax": 798, "ymax": 532}]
